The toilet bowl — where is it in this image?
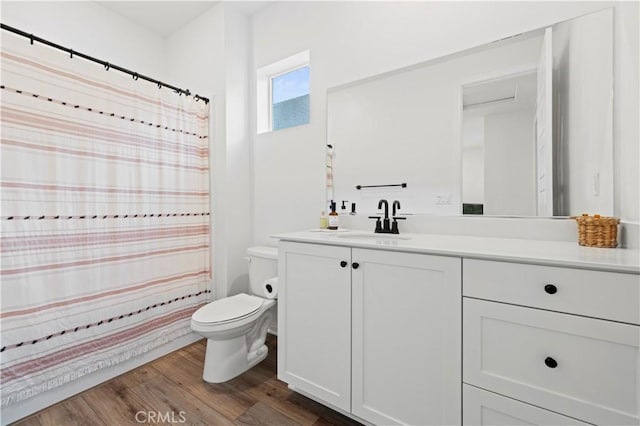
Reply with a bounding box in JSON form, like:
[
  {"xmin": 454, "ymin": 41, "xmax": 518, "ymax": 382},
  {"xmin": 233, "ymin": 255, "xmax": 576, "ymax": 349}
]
[{"xmin": 190, "ymin": 246, "xmax": 278, "ymax": 383}]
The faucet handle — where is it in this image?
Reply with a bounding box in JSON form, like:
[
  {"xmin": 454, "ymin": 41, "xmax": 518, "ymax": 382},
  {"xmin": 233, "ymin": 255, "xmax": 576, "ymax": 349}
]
[
  {"xmin": 368, "ymin": 216, "xmax": 383, "ymax": 233},
  {"xmin": 390, "ymin": 216, "xmax": 406, "ymax": 234},
  {"xmin": 390, "ymin": 217, "xmax": 406, "ymax": 234}
]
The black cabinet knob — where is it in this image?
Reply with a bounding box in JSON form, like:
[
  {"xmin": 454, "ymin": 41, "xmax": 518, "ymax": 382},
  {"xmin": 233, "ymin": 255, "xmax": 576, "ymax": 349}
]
[
  {"xmin": 544, "ymin": 284, "xmax": 558, "ymax": 294},
  {"xmin": 340, "ymin": 261, "xmax": 348, "ymax": 268},
  {"xmin": 352, "ymin": 262, "xmax": 360, "ymax": 269},
  {"xmin": 544, "ymin": 357, "xmax": 558, "ymax": 368}
]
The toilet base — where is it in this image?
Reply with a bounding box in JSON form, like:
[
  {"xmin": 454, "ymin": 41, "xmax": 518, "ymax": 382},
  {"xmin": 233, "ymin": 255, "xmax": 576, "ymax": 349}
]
[
  {"xmin": 200, "ymin": 306, "xmax": 274, "ymax": 383},
  {"xmin": 202, "ymin": 337, "xmax": 268, "ymax": 383}
]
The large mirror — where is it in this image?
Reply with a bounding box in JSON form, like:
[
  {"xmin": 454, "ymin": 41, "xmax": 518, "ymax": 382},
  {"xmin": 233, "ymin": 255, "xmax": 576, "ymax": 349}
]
[{"xmin": 327, "ymin": 8, "xmax": 613, "ymax": 217}]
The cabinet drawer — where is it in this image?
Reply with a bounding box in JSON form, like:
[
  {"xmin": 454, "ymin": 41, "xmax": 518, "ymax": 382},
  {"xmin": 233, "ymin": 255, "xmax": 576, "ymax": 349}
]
[
  {"xmin": 463, "ymin": 298, "xmax": 639, "ymax": 425},
  {"xmin": 463, "ymin": 259, "xmax": 639, "ymax": 324},
  {"xmin": 463, "ymin": 385, "xmax": 589, "ymax": 425}
]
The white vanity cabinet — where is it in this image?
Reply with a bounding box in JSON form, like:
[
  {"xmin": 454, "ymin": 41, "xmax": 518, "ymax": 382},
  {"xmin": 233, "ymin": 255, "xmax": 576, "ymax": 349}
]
[
  {"xmin": 278, "ymin": 241, "xmax": 462, "ymax": 425},
  {"xmin": 463, "ymin": 259, "xmax": 640, "ymax": 426},
  {"xmin": 276, "ymin": 231, "xmax": 639, "ymax": 426}
]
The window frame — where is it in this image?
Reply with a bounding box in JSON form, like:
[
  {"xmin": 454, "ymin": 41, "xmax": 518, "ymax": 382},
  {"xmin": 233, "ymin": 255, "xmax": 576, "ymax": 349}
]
[{"xmin": 257, "ymin": 50, "xmax": 310, "ymax": 134}]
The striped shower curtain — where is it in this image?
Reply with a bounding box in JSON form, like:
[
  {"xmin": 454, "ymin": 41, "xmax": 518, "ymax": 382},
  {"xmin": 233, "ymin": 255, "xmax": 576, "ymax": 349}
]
[{"xmin": 0, "ymin": 33, "xmax": 211, "ymax": 406}]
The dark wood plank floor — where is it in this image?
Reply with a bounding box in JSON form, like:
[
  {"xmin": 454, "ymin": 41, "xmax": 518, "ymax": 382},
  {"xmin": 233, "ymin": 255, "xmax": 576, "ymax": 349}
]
[{"xmin": 14, "ymin": 335, "xmax": 362, "ymax": 426}]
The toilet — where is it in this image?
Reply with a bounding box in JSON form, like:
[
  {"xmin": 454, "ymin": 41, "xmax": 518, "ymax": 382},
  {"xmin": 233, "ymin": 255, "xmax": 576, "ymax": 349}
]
[{"xmin": 191, "ymin": 246, "xmax": 277, "ymax": 383}]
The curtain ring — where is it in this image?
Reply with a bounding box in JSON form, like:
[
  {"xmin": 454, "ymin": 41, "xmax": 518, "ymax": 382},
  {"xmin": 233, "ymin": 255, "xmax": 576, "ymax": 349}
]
[
  {"xmin": 104, "ymin": 62, "xmax": 110, "ymax": 71},
  {"xmin": 69, "ymin": 49, "xmax": 74, "ymax": 58},
  {"xmin": 132, "ymin": 73, "xmax": 139, "ymax": 81},
  {"xmin": 29, "ymin": 34, "xmax": 34, "ymax": 45},
  {"xmin": 157, "ymin": 82, "xmax": 162, "ymax": 89}
]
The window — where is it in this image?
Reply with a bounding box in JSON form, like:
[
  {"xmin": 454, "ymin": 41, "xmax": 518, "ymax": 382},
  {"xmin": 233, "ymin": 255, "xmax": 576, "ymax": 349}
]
[
  {"xmin": 271, "ymin": 66, "xmax": 309, "ymax": 130},
  {"xmin": 257, "ymin": 50, "xmax": 310, "ymax": 134}
]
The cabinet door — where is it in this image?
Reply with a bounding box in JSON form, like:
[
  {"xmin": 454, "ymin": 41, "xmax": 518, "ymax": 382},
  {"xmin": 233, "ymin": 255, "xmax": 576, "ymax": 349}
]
[
  {"xmin": 463, "ymin": 385, "xmax": 588, "ymax": 426},
  {"xmin": 352, "ymin": 249, "xmax": 461, "ymax": 425},
  {"xmin": 277, "ymin": 241, "xmax": 352, "ymax": 412}
]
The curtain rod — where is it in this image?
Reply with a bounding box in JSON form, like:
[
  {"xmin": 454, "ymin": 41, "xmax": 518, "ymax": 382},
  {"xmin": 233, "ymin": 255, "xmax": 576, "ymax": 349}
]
[{"xmin": 1, "ymin": 23, "xmax": 210, "ymax": 104}]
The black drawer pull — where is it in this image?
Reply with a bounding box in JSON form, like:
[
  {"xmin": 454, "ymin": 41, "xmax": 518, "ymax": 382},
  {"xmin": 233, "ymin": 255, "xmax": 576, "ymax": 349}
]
[
  {"xmin": 544, "ymin": 284, "xmax": 558, "ymax": 294},
  {"xmin": 340, "ymin": 261, "xmax": 348, "ymax": 268},
  {"xmin": 352, "ymin": 262, "xmax": 360, "ymax": 270},
  {"xmin": 544, "ymin": 357, "xmax": 558, "ymax": 368}
]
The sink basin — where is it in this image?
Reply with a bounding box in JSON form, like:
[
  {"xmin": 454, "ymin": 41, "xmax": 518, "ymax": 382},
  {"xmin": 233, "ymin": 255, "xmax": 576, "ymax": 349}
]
[{"xmin": 337, "ymin": 232, "xmax": 411, "ymax": 241}]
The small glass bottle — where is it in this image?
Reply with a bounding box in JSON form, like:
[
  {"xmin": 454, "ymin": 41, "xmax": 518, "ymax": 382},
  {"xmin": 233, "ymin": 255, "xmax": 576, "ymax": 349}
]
[{"xmin": 319, "ymin": 211, "xmax": 329, "ymax": 229}]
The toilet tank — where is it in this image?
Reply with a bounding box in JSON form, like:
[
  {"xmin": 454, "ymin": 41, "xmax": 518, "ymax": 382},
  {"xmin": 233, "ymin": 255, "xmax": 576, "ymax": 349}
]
[{"xmin": 247, "ymin": 246, "xmax": 278, "ymax": 296}]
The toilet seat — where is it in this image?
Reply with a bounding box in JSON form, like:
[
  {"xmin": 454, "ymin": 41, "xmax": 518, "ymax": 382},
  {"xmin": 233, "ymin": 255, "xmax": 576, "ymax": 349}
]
[{"xmin": 192, "ymin": 293, "xmax": 264, "ymax": 326}]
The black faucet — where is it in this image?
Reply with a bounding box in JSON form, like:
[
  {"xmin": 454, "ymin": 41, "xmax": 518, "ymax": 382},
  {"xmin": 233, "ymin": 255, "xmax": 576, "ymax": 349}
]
[
  {"xmin": 391, "ymin": 200, "xmax": 406, "ymax": 234},
  {"xmin": 369, "ymin": 199, "xmax": 406, "ymax": 234},
  {"xmin": 378, "ymin": 199, "xmax": 391, "ymax": 233}
]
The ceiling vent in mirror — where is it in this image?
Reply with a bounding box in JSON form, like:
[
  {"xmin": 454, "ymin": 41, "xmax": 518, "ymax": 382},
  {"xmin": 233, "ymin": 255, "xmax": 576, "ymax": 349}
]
[{"xmin": 463, "ymin": 80, "xmax": 517, "ymax": 109}]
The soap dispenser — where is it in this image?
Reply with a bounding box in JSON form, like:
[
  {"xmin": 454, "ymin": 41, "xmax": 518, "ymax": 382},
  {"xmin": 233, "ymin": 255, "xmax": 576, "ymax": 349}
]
[{"xmin": 328, "ymin": 201, "xmax": 339, "ymax": 230}]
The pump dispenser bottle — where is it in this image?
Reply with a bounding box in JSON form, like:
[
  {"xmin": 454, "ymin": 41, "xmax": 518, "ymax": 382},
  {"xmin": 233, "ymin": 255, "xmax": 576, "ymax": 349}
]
[{"xmin": 328, "ymin": 201, "xmax": 339, "ymax": 230}]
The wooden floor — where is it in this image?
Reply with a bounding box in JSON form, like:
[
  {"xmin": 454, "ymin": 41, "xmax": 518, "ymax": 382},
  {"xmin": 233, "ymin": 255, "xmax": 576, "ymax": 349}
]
[{"xmin": 14, "ymin": 336, "xmax": 361, "ymax": 426}]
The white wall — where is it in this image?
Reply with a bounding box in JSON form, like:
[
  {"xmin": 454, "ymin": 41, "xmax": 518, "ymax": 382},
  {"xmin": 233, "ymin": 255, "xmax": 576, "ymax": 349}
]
[
  {"xmin": 0, "ymin": 1, "xmax": 167, "ymax": 80},
  {"xmin": 462, "ymin": 115, "xmax": 485, "ymax": 205},
  {"xmin": 222, "ymin": 6, "xmax": 253, "ymax": 296},
  {"xmin": 613, "ymin": 1, "xmax": 639, "ymax": 225},
  {"xmin": 252, "ymin": 1, "xmax": 639, "ymax": 246},
  {"xmin": 462, "ymin": 147, "xmax": 484, "ymax": 205},
  {"xmin": 484, "ymin": 109, "xmax": 536, "ymax": 215}
]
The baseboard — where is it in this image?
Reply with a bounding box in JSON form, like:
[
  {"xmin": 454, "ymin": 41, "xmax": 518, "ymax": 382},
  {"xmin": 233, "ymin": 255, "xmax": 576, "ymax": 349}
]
[{"xmin": 1, "ymin": 333, "xmax": 201, "ymax": 425}]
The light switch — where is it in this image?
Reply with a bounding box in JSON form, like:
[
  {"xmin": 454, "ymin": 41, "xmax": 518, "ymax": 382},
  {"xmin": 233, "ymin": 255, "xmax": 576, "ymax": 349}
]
[{"xmin": 435, "ymin": 193, "xmax": 453, "ymax": 205}]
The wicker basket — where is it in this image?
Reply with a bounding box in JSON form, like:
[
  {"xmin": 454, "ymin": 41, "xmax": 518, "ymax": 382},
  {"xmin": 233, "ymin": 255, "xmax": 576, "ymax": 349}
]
[{"xmin": 574, "ymin": 214, "xmax": 620, "ymax": 248}]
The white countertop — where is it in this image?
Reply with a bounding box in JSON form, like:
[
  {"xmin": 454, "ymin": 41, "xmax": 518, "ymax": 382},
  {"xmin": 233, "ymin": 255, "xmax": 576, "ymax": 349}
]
[{"xmin": 272, "ymin": 230, "xmax": 640, "ymax": 274}]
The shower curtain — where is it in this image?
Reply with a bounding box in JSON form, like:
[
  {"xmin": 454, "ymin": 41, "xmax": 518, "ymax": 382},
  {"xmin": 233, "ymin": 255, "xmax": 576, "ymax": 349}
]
[{"xmin": 0, "ymin": 33, "xmax": 211, "ymax": 407}]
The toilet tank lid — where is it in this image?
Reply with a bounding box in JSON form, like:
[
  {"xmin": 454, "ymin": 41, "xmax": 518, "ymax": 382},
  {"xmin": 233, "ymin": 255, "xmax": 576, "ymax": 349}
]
[{"xmin": 247, "ymin": 246, "xmax": 278, "ymax": 259}]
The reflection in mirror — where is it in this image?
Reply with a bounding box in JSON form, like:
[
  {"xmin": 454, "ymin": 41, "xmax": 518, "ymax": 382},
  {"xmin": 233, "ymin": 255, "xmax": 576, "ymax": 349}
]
[
  {"xmin": 327, "ymin": 8, "xmax": 613, "ymax": 217},
  {"xmin": 462, "ymin": 72, "xmax": 538, "ymax": 216}
]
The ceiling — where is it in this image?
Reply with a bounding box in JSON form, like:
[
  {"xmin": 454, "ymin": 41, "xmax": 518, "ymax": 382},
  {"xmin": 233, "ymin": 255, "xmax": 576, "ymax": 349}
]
[{"xmin": 96, "ymin": 1, "xmax": 271, "ymax": 37}]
